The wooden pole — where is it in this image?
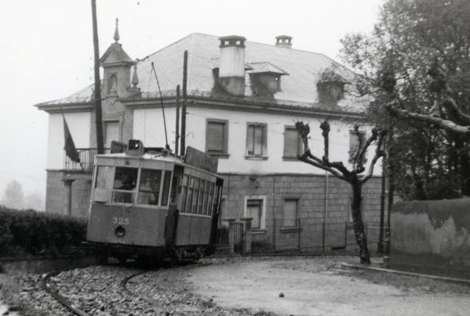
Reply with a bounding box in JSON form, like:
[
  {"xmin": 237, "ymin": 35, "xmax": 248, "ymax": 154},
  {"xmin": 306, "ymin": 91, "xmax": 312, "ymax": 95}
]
[
  {"xmin": 175, "ymin": 85, "xmax": 180, "ymax": 156},
  {"xmin": 91, "ymin": 0, "xmax": 104, "ymax": 154},
  {"xmin": 181, "ymin": 50, "xmax": 188, "ymax": 156}
]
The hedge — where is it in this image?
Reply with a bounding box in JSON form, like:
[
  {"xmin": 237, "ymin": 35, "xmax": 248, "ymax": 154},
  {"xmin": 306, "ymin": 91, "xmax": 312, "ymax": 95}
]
[{"xmin": 0, "ymin": 206, "xmax": 87, "ymax": 258}]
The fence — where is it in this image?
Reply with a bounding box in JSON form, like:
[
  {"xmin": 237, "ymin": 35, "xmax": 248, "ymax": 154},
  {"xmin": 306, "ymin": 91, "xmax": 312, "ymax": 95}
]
[
  {"xmin": 219, "ymin": 218, "xmax": 383, "ymax": 255},
  {"xmin": 270, "ymin": 218, "xmax": 382, "ymax": 253},
  {"xmin": 63, "ymin": 148, "xmax": 111, "ymax": 171}
]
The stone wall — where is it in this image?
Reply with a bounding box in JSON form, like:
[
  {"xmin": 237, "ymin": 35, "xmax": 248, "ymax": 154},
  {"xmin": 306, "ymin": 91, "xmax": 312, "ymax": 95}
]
[
  {"xmin": 391, "ymin": 198, "xmax": 470, "ymax": 278},
  {"xmin": 220, "ymin": 173, "xmax": 382, "ymax": 253}
]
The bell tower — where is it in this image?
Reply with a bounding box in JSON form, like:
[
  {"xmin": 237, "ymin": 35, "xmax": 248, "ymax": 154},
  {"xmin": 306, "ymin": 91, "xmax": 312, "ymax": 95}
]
[{"xmin": 100, "ymin": 19, "xmax": 137, "ymax": 98}]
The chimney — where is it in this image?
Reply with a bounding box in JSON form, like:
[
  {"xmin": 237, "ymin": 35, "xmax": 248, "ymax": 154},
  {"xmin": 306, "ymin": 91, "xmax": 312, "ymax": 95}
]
[
  {"xmin": 275, "ymin": 35, "xmax": 292, "ymax": 48},
  {"xmin": 218, "ymin": 35, "xmax": 246, "ymax": 96}
]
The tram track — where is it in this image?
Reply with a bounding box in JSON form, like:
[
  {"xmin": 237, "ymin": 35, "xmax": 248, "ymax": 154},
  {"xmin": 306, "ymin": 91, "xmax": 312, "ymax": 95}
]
[
  {"xmin": 42, "ymin": 271, "xmax": 91, "ymax": 316},
  {"xmin": 41, "ymin": 265, "xmax": 172, "ymax": 316}
]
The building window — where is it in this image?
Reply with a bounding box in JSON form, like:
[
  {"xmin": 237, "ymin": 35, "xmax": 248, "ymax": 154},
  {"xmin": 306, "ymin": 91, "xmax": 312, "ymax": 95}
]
[
  {"xmin": 206, "ymin": 120, "xmax": 228, "ymax": 156},
  {"xmin": 283, "ymin": 126, "xmax": 303, "ymax": 159},
  {"xmin": 282, "ymin": 199, "xmax": 299, "ymax": 228},
  {"xmin": 245, "ymin": 197, "xmax": 266, "ymax": 230},
  {"xmin": 104, "ymin": 121, "xmax": 120, "ymax": 149},
  {"xmin": 349, "ymin": 129, "xmax": 366, "ymax": 163},
  {"xmin": 246, "ymin": 123, "xmax": 267, "ymax": 158}
]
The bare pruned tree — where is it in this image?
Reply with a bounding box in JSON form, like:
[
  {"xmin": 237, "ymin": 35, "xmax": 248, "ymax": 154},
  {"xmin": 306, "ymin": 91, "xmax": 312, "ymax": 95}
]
[{"xmin": 296, "ymin": 121, "xmax": 387, "ymax": 264}]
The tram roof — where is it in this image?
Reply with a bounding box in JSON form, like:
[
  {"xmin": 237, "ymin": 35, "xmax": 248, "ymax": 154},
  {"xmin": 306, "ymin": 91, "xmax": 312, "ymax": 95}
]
[{"xmin": 97, "ymin": 152, "xmax": 183, "ymax": 163}]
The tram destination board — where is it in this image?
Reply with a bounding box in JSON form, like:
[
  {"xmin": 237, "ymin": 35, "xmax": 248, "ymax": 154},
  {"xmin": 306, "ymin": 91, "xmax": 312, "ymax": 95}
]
[{"xmin": 184, "ymin": 146, "xmax": 218, "ymax": 173}]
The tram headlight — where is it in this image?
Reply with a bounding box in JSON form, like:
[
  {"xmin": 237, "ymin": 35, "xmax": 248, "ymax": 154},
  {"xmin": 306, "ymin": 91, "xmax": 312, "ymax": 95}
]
[{"xmin": 115, "ymin": 226, "xmax": 126, "ymax": 238}]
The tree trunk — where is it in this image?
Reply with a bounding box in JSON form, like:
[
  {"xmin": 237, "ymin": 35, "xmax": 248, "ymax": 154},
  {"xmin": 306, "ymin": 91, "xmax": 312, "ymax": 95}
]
[{"xmin": 350, "ymin": 180, "xmax": 371, "ymax": 264}]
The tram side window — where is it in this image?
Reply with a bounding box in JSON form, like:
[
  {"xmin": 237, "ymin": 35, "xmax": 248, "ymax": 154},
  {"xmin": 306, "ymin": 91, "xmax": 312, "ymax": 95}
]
[
  {"xmin": 191, "ymin": 178, "xmax": 200, "ymax": 213},
  {"xmin": 161, "ymin": 171, "xmax": 172, "ymax": 207},
  {"xmin": 179, "ymin": 175, "xmax": 189, "ymax": 212},
  {"xmin": 112, "ymin": 167, "xmax": 138, "ymax": 203},
  {"xmin": 186, "ymin": 177, "xmax": 195, "ymax": 213},
  {"xmin": 197, "ymin": 180, "xmax": 205, "ymax": 214},
  {"xmin": 202, "ymin": 181, "xmax": 210, "ymax": 215},
  {"xmin": 137, "ymin": 169, "xmax": 162, "ymax": 206}
]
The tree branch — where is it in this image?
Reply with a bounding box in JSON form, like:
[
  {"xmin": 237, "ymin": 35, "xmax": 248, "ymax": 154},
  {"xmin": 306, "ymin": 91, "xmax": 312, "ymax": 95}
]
[
  {"xmin": 296, "ymin": 121, "xmax": 352, "ymax": 181},
  {"xmin": 320, "ymin": 120, "xmax": 330, "ymax": 162},
  {"xmin": 360, "ymin": 130, "xmax": 387, "ymax": 184},
  {"xmin": 385, "ymin": 101, "xmax": 470, "ymax": 134},
  {"xmin": 298, "ymin": 153, "xmax": 347, "ymax": 181}
]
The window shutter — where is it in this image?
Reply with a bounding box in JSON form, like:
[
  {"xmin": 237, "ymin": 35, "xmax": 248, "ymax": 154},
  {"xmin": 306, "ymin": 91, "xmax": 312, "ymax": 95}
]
[
  {"xmin": 207, "ymin": 122, "xmax": 224, "ymax": 153},
  {"xmin": 283, "ymin": 199, "xmax": 297, "ymax": 227},
  {"xmin": 284, "ymin": 128, "xmax": 298, "ymax": 157}
]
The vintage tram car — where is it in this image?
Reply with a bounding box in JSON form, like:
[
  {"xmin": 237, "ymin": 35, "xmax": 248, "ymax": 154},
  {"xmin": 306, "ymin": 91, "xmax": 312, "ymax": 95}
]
[{"xmin": 86, "ymin": 140, "xmax": 224, "ymax": 263}]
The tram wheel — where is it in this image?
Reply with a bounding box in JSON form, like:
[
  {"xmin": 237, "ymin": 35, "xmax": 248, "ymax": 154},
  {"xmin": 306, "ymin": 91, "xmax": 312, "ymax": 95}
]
[
  {"xmin": 173, "ymin": 248, "xmax": 185, "ymax": 264},
  {"xmin": 195, "ymin": 247, "xmax": 204, "ymax": 261}
]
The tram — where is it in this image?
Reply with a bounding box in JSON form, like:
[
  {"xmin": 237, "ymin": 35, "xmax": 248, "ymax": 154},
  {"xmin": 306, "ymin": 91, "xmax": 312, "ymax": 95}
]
[{"xmin": 86, "ymin": 140, "xmax": 224, "ymax": 263}]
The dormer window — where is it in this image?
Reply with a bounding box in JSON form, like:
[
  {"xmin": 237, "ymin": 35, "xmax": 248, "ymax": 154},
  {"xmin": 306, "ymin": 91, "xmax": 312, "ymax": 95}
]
[
  {"xmin": 248, "ymin": 62, "xmax": 288, "ymax": 96},
  {"xmin": 255, "ymin": 73, "xmax": 282, "ymax": 92},
  {"xmin": 317, "ymin": 81, "xmax": 345, "ymax": 105},
  {"xmin": 108, "ymin": 74, "xmax": 118, "ymax": 95},
  {"xmin": 316, "ymin": 69, "xmax": 348, "ymax": 105}
]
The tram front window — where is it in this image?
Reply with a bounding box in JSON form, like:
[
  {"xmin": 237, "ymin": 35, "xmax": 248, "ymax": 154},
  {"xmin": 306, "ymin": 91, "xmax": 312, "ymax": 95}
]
[
  {"xmin": 137, "ymin": 169, "xmax": 161, "ymax": 205},
  {"xmin": 112, "ymin": 167, "xmax": 138, "ymax": 203}
]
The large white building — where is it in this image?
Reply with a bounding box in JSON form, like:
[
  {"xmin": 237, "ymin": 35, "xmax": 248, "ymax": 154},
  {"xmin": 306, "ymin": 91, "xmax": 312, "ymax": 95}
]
[{"xmin": 36, "ymin": 28, "xmax": 382, "ymax": 252}]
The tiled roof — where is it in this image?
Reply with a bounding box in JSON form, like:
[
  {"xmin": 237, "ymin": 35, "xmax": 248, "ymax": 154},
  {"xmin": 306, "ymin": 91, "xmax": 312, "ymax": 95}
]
[
  {"xmin": 38, "ymin": 33, "xmax": 368, "ymax": 112},
  {"xmin": 247, "ymin": 62, "xmax": 288, "ymax": 75}
]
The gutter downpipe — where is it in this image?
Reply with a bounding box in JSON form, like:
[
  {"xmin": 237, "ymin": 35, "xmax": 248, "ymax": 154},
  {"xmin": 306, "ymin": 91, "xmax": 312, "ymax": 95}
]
[{"xmin": 322, "ymin": 172, "xmax": 329, "ymax": 252}]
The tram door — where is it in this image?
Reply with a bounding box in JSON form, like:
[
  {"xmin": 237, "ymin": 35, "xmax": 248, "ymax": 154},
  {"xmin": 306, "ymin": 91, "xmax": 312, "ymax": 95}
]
[
  {"xmin": 208, "ymin": 177, "xmax": 224, "ymax": 254},
  {"xmin": 164, "ymin": 166, "xmax": 183, "ymax": 248}
]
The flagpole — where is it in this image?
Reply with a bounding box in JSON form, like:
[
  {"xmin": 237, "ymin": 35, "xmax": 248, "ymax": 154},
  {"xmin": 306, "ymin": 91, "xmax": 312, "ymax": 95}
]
[{"xmin": 91, "ymin": 0, "xmax": 104, "ymax": 154}]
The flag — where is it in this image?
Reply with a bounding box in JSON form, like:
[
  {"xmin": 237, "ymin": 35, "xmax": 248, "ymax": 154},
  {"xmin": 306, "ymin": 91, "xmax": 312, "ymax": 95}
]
[{"xmin": 63, "ymin": 117, "xmax": 81, "ymax": 163}]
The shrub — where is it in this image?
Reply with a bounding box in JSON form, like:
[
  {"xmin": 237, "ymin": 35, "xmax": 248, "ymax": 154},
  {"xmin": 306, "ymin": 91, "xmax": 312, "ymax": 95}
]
[{"xmin": 0, "ymin": 206, "xmax": 86, "ymax": 258}]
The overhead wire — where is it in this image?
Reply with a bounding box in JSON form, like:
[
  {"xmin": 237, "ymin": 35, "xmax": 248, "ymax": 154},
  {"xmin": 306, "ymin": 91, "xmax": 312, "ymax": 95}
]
[{"xmin": 151, "ymin": 62, "xmax": 171, "ymax": 150}]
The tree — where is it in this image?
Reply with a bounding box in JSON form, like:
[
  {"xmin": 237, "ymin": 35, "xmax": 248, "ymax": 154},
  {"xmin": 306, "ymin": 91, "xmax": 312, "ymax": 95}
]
[
  {"xmin": 296, "ymin": 121, "xmax": 387, "ymax": 264},
  {"xmin": 24, "ymin": 192, "xmax": 45, "ymax": 211},
  {"xmin": 340, "ymin": 0, "xmax": 470, "ymax": 199},
  {"xmin": 2, "ymin": 180, "xmax": 24, "ymax": 210}
]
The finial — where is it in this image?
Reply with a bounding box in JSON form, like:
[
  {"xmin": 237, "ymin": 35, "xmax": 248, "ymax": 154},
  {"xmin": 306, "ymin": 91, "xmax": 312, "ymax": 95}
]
[
  {"xmin": 132, "ymin": 64, "xmax": 139, "ymax": 87},
  {"xmin": 113, "ymin": 18, "xmax": 120, "ymax": 42}
]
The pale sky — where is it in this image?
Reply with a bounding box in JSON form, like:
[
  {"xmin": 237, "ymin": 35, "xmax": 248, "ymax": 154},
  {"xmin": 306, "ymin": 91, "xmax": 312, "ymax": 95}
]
[{"xmin": 0, "ymin": 0, "xmax": 382, "ymax": 199}]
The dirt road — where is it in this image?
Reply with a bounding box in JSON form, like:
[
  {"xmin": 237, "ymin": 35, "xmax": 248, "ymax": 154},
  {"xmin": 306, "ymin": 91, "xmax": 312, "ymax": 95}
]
[{"xmin": 185, "ymin": 256, "xmax": 470, "ymax": 316}]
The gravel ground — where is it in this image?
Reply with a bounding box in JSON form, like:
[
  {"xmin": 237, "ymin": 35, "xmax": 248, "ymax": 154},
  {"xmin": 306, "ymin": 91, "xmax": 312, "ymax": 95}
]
[{"xmin": 1, "ymin": 256, "xmax": 470, "ymax": 316}]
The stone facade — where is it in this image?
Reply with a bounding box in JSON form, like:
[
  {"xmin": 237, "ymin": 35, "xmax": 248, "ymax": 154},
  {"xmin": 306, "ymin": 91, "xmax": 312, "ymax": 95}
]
[
  {"xmin": 45, "ymin": 170, "xmax": 92, "ymax": 218},
  {"xmin": 220, "ymin": 173, "xmax": 382, "ymax": 252}
]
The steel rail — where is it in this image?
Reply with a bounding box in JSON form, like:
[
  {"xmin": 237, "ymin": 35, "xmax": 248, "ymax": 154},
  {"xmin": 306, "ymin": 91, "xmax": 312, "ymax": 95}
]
[{"xmin": 42, "ymin": 272, "xmax": 91, "ymax": 316}]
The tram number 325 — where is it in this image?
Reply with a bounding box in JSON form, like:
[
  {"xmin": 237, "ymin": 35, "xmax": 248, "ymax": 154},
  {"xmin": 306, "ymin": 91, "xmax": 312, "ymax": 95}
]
[{"xmin": 112, "ymin": 217, "xmax": 130, "ymax": 225}]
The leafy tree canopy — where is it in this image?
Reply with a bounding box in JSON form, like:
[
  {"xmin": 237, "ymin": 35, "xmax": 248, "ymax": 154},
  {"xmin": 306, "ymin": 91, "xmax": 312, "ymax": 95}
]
[{"xmin": 340, "ymin": 0, "xmax": 470, "ymax": 200}]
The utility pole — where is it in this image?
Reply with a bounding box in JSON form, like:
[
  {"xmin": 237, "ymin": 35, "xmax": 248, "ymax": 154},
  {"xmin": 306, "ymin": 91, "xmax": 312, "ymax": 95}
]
[
  {"xmin": 181, "ymin": 50, "xmax": 188, "ymax": 156},
  {"xmin": 175, "ymin": 85, "xmax": 181, "ymax": 156},
  {"xmin": 91, "ymin": 0, "xmax": 104, "ymax": 154}
]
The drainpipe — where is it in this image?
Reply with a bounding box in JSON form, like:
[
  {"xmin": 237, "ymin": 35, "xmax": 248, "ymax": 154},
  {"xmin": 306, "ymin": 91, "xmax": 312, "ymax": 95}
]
[
  {"xmin": 322, "ymin": 172, "xmax": 329, "ymax": 252},
  {"xmin": 272, "ymin": 175, "xmax": 276, "ymax": 251}
]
